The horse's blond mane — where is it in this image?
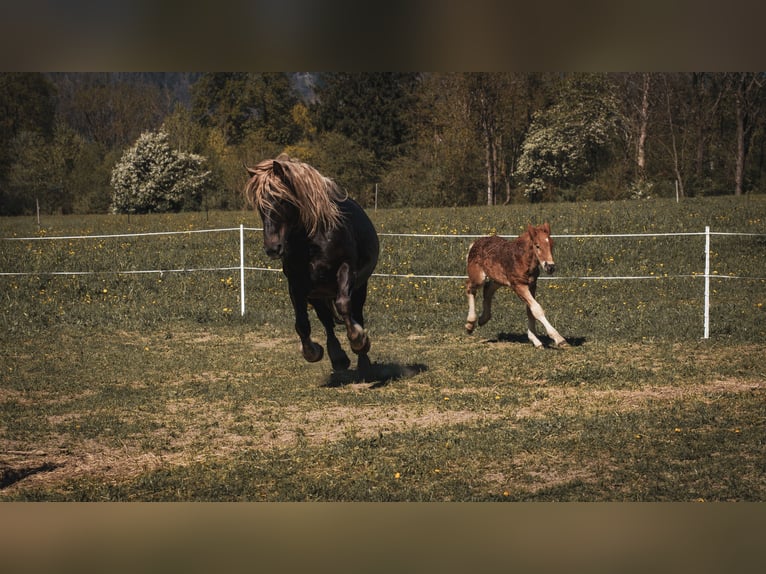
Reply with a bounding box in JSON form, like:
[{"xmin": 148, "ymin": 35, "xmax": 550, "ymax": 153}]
[{"xmin": 243, "ymin": 154, "xmax": 345, "ymax": 236}]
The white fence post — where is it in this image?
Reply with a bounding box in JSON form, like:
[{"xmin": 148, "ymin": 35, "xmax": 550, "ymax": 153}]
[
  {"xmin": 240, "ymin": 224, "xmax": 246, "ymax": 317},
  {"xmin": 703, "ymin": 225, "xmax": 710, "ymax": 339}
]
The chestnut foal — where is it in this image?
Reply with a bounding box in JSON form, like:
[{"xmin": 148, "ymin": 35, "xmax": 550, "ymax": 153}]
[{"xmin": 464, "ymin": 223, "xmax": 568, "ymax": 349}]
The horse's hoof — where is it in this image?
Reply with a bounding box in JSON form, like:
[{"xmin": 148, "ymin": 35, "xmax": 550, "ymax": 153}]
[
  {"xmin": 554, "ymin": 341, "xmax": 570, "ymax": 350},
  {"xmin": 349, "ymin": 325, "xmax": 370, "ymax": 354},
  {"xmin": 357, "ymin": 355, "xmax": 373, "ymax": 381},
  {"xmin": 303, "ymin": 342, "xmax": 324, "ymax": 363},
  {"xmin": 465, "ymin": 323, "xmax": 475, "ymax": 334},
  {"xmin": 352, "ymin": 334, "xmax": 371, "ymax": 355},
  {"xmin": 331, "ymin": 353, "xmax": 351, "ymax": 371}
]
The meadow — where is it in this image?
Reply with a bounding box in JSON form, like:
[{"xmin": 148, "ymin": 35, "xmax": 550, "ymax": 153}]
[{"xmin": 1, "ymin": 195, "xmax": 765, "ymax": 500}]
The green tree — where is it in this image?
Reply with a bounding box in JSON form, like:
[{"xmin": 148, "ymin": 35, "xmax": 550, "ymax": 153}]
[
  {"xmin": 283, "ymin": 132, "xmax": 378, "ymax": 207},
  {"xmin": 312, "ymin": 72, "xmax": 420, "ymax": 166},
  {"xmin": 378, "ymin": 73, "xmax": 554, "ymax": 207},
  {"xmin": 384, "ymin": 72, "xmax": 483, "ymax": 207},
  {"xmin": 730, "ymin": 72, "xmax": 765, "ymax": 195},
  {"xmin": 191, "ymin": 73, "xmax": 251, "ymax": 145},
  {"xmin": 0, "ymin": 73, "xmax": 57, "ymax": 214},
  {"xmin": 249, "ymin": 73, "xmax": 301, "ymax": 145},
  {"xmin": 53, "ymin": 74, "xmax": 166, "ymax": 149},
  {"xmin": 110, "ymin": 130, "xmax": 212, "ymax": 214},
  {"xmin": 191, "ymin": 73, "xmax": 300, "ymax": 146}
]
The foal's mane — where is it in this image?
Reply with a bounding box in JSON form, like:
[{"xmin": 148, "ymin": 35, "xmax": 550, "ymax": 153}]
[{"xmin": 243, "ymin": 154, "xmax": 345, "ymax": 237}]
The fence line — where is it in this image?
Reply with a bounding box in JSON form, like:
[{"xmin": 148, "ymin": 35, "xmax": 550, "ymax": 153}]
[
  {"xmin": 3, "ymin": 225, "xmax": 766, "ymax": 338},
  {"xmin": 0, "ymin": 227, "xmax": 246, "ymax": 241},
  {"xmin": 5, "ymin": 227, "xmax": 764, "ymax": 242}
]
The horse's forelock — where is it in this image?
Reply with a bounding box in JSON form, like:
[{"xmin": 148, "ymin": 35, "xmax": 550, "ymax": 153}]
[
  {"xmin": 245, "ymin": 156, "xmax": 345, "ymax": 236},
  {"xmin": 243, "ymin": 160, "xmax": 292, "ymax": 215}
]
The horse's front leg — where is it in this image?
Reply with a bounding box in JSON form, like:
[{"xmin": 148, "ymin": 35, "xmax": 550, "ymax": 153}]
[
  {"xmin": 310, "ymin": 298, "xmax": 351, "ymax": 371},
  {"xmin": 514, "ymin": 283, "xmax": 568, "ymax": 349},
  {"xmin": 289, "ymin": 281, "xmax": 323, "ymax": 362},
  {"xmin": 335, "ymin": 263, "xmax": 368, "ymax": 354}
]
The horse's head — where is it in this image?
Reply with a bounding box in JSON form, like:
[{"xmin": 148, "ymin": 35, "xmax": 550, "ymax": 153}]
[
  {"xmin": 245, "ymin": 160, "xmax": 300, "ymax": 259},
  {"xmin": 528, "ymin": 222, "xmax": 556, "ymax": 274},
  {"xmin": 258, "ymin": 196, "xmax": 300, "ymax": 259},
  {"xmin": 244, "ymin": 156, "xmax": 345, "ymax": 259}
]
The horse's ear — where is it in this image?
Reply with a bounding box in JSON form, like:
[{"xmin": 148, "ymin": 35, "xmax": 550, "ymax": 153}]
[
  {"xmin": 542, "ymin": 221, "xmax": 551, "ymax": 234},
  {"xmin": 527, "ymin": 223, "xmax": 536, "ymax": 238},
  {"xmin": 272, "ymin": 158, "xmax": 287, "ymax": 181}
]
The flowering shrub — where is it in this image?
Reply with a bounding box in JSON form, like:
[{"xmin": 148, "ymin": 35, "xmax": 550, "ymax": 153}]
[{"xmin": 110, "ymin": 130, "xmax": 212, "ymax": 214}]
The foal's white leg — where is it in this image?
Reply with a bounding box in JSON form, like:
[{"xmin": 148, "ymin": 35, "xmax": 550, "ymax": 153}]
[
  {"xmin": 525, "ymin": 305, "xmax": 544, "ymax": 348},
  {"xmin": 465, "ymin": 290, "xmax": 478, "ymax": 332},
  {"xmin": 516, "ymin": 285, "xmax": 568, "ymax": 348},
  {"xmin": 465, "ymin": 268, "xmax": 486, "ymax": 333}
]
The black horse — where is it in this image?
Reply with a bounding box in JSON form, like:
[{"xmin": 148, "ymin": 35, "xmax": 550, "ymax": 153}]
[{"xmin": 244, "ymin": 155, "xmax": 379, "ymax": 377}]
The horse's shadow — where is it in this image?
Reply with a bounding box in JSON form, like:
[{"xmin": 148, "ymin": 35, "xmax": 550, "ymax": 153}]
[
  {"xmin": 323, "ymin": 362, "xmax": 429, "ymax": 389},
  {"xmin": 486, "ymin": 332, "xmax": 587, "ymax": 348}
]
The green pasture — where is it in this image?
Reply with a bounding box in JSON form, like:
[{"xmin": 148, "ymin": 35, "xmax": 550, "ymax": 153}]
[{"xmin": 1, "ymin": 196, "xmax": 765, "ymax": 500}]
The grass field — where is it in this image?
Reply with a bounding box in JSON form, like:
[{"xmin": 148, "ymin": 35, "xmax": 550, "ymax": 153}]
[{"xmin": 1, "ymin": 196, "xmax": 765, "ymax": 500}]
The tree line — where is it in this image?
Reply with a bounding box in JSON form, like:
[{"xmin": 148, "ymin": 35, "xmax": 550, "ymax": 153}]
[{"xmin": 1, "ymin": 72, "xmax": 764, "ymax": 216}]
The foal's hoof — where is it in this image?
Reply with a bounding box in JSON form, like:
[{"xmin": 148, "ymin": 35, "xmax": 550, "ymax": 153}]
[
  {"xmin": 552, "ymin": 340, "xmax": 570, "ymax": 350},
  {"xmin": 465, "ymin": 322, "xmax": 476, "ymax": 334},
  {"xmin": 302, "ymin": 342, "xmax": 324, "ymax": 363}
]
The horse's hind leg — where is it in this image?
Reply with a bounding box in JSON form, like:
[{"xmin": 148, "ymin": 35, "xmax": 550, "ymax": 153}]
[
  {"xmin": 310, "ymin": 298, "xmax": 351, "ymax": 371},
  {"xmin": 465, "ymin": 279, "xmax": 479, "ymax": 333},
  {"xmin": 478, "ymin": 280, "xmax": 500, "ymax": 327},
  {"xmin": 350, "ymin": 283, "xmax": 372, "ymax": 377},
  {"xmin": 335, "ymin": 263, "xmax": 369, "ymax": 355},
  {"xmin": 465, "ymin": 263, "xmax": 486, "ymax": 333}
]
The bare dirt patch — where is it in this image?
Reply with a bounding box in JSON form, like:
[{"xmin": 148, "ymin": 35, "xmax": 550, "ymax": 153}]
[
  {"xmin": 3, "ymin": 372, "xmax": 760, "ymax": 497},
  {"xmin": 0, "ymin": 394, "xmax": 501, "ymax": 496},
  {"xmin": 513, "ymin": 377, "xmax": 764, "ymax": 420}
]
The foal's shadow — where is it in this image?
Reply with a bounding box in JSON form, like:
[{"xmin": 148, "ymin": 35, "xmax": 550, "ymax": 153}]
[
  {"xmin": 323, "ymin": 362, "xmax": 429, "ymax": 389},
  {"xmin": 487, "ymin": 332, "xmax": 587, "ymax": 348}
]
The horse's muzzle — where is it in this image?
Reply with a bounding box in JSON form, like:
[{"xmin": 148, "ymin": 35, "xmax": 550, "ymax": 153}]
[
  {"xmin": 543, "ymin": 262, "xmax": 556, "ymax": 274},
  {"xmin": 264, "ymin": 244, "xmax": 284, "ymax": 259}
]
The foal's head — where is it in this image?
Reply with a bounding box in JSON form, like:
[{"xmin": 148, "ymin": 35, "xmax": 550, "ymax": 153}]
[{"xmin": 528, "ymin": 222, "xmax": 556, "ymax": 274}]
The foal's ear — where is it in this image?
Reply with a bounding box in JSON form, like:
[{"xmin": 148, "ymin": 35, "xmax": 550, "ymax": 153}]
[{"xmin": 542, "ymin": 221, "xmax": 551, "ymax": 234}]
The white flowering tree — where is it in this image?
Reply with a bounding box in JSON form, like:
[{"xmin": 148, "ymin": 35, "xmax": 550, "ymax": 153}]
[
  {"xmin": 516, "ymin": 74, "xmax": 620, "ymax": 201},
  {"xmin": 110, "ymin": 130, "xmax": 211, "ymax": 214}
]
